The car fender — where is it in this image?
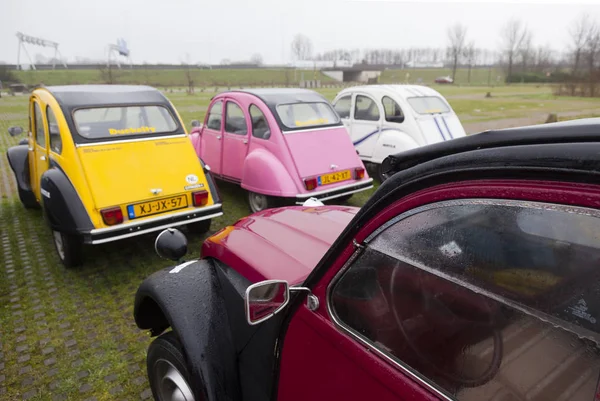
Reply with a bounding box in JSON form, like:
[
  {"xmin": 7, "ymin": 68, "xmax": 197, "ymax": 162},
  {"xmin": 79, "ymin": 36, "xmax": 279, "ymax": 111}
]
[
  {"xmin": 40, "ymin": 166, "xmax": 94, "ymax": 235},
  {"xmin": 241, "ymin": 148, "xmax": 297, "ymax": 197},
  {"xmin": 189, "ymin": 129, "xmax": 202, "ymax": 154},
  {"xmin": 6, "ymin": 145, "xmax": 32, "ymax": 191},
  {"xmin": 370, "ymin": 129, "xmax": 420, "ymax": 165},
  {"xmin": 134, "ymin": 259, "xmax": 241, "ymax": 401}
]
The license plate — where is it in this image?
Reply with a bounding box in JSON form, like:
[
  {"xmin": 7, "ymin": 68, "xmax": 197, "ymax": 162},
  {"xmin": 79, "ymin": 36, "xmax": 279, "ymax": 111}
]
[
  {"xmin": 318, "ymin": 170, "xmax": 351, "ymax": 186},
  {"xmin": 127, "ymin": 195, "xmax": 188, "ymax": 219}
]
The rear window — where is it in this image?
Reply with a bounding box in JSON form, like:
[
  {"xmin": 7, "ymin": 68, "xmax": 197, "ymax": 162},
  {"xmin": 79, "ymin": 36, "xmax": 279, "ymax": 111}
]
[
  {"xmin": 73, "ymin": 105, "xmax": 178, "ymax": 140},
  {"xmin": 407, "ymin": 96, "xmax": 450, "ymax": 114},
  {"xmin": 276, "ymin": 102, "xmax": 340, "ymax": 130}
]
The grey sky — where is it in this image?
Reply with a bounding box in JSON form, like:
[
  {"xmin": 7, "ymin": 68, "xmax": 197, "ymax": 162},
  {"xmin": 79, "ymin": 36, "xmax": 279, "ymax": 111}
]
[{"xmin": 2, "ymin": 0, "xmax": 600, "ymax": 64}]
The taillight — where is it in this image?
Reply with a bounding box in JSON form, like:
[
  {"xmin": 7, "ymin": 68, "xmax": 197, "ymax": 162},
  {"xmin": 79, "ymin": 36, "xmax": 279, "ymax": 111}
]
[
  {"xmin": 355, "ymin": 167, "xmax": 365, "ymax": 180},
  {"xmin": 192, "ymin": 190, "xmax": 209, "ymax": 206},
  {"xmin": 101, "ymin": 207, "xmax": 123, "ymax": 226},
  {"xmin": 304, "ymin": 177, "xmax": 318, "ymax": 191}
]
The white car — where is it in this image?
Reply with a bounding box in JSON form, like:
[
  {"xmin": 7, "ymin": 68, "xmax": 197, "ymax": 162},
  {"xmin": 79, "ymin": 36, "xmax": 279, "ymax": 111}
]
[{"xmin": 332, "ymin": 85, "xmax": 466, "ymax": 181}]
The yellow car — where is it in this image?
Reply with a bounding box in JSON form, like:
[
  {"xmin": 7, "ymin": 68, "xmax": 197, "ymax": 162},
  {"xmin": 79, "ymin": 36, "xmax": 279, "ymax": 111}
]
[{"xmin": 6, "ymin": 85, "xmax": 223, "ymax": 268}]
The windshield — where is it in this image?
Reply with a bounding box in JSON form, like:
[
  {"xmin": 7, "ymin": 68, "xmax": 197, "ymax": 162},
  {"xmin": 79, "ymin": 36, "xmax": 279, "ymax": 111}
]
[
  {"xmin": 276, "ymin": 102, "xmax": 340, "ymax": 130},
  {"xmin": 73, "ymin": 105, "xmax": 178, "ymax": 140},
  {"xmin": 407, "ymin": 96, "xmax": 451, "ymax": 114}
]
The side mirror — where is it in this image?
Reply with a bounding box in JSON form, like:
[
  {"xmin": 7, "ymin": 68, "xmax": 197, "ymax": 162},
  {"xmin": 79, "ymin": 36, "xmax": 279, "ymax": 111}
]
[
  {"xmin": 245, "ymin": 280, "xmax": 290, "ymax": 325},
  {"xmin": 8, "ymin": 126, "xmax": 23, "ymax": 137},
  {"xmin": 155, "ymin": 228, "xmax": 188, "ymax": 261},
  {"xmin": 191, "ymin": 120, "xmax": 202, "ymax": 128}
]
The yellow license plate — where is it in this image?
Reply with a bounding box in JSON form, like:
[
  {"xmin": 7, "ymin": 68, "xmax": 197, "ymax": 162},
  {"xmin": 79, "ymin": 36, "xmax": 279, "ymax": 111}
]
[
  {"xmin": 127, "ymin": 195, "xmax": 188, "ymax": 219},
  {"xmin": 318, "ymin": 170, "xmax": 351, "ymax": 186}
]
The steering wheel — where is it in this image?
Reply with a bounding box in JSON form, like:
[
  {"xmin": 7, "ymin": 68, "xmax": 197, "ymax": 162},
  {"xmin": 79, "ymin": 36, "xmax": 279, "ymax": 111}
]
[{"xmin": 389, "ymin": 266, "xmax": 503, "ymax": 388}]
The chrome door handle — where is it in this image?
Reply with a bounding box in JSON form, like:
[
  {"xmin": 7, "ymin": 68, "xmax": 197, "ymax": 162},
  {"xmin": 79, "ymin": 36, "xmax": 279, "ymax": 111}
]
[
  {"xmin": 40, "ymin": 156, "xmax": 46, "ymax": 161},
  {"xmin": 217, "ymin": 136, "xmax": 222, "ymax": 140},
  {"xmin": 243, "ymin": 139, "xmax": 248, "ymax": 144}
]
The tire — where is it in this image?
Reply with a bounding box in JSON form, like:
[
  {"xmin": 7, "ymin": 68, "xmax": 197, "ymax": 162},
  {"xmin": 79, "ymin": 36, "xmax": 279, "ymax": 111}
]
[
  {"xmin": 187, "ymin": 219, "xmax": 211, "ymax": 235},
  {"xmin": 17, "ymin": 186, "xmax": 40, "ymax": 209},
  {"xmin": 52, "ymin": 230, "xmax": 83, "ymax": 268},
  {"xmin": 375, "ymin": 163, "xmax": 389, "ymax": 183},
  {"xmin": 247, "ymin": 191, "xmax": 278, "ymax": 213},
  {"xmin": 147, "ymin": 331, "xmax": 201, "ymax": 401}
]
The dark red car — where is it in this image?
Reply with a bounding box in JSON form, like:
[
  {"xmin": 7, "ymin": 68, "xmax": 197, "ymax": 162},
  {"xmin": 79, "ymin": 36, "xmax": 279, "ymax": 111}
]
[{"xmin": 134, "ymin": 118, "xmax": 600, "ymax": 401}]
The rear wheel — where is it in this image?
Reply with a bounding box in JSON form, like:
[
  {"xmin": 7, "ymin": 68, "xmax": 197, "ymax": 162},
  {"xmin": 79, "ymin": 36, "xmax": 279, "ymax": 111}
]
[
  {"xmin": 52, "ymin": 230, "xmax": 83, "ymax": 268},
  {"xmin": 247, "ymin": 191, "xmax": 278, "ymax": 213},
  {"xmin": 147, "ymin": 331, "xmax": 201, "ymax": 401},
  {"xmin": 17, "ymin": 186, "xmax": 39, "ymax": 209},
  {"xmin": 187, "ymin": 219, "xmax": 211, "ymax": 235},
  {"xmin": 335, "ymin": 194, "xmax": 353, "ymax": 203}
]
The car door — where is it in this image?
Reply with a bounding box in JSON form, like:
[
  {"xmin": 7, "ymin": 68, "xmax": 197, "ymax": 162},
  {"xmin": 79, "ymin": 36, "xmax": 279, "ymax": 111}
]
[
  {"xmin": 30, "ymin": 97, "xmax": 49, "ymax": 201},
  {"xmin": 349, "ymin": 94, "xmax": 383, "ymax": 159},
  {"xmin": 333, "ymin": 93, "xmax": 352, "ymax": 135},
  {"xmin": 200, "ymin": 100, "xmax": 224, "ymax": 175},
  {"xmin": 276, "ymin": 180, "xmax": 600, "ymax": 401},
  {"xmin": 221, "ymin": 100, "xmax": 249, "ymax": 181}
]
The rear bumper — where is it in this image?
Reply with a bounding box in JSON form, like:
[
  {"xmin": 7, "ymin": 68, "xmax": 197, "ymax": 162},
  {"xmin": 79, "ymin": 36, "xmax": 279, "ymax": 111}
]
[
  {"xmin": 294, "ymin": 179, "xmax": 373, "ymax": 204},
  {"xmin": 83, "ymin": 204, "xmax": 223, "ymax": 245}
]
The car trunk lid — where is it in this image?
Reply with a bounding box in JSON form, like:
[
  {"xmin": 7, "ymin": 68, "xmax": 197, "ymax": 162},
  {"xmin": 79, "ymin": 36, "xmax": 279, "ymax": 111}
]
[
  {"xmin": 283, "ymin": 126, "xmax": 362, "ymax": 179},
  {"xmin": 77, "ymin": 137, "xmax": 203, "ymax": 209}
]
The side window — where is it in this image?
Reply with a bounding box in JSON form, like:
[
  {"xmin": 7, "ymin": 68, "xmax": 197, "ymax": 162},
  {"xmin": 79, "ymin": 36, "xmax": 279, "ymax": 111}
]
[
  {"xmin": 382, "ymin": 96, "xmax": 404, "ymax": 123},
  {"xmin": 334, "ymin": 95, "xmax": 352, "ymax": 119},
  {"xmin": 47, "ymin": 106, "xmax": 62, "ymax": 154},
  {"xmin": 249, "ymin": 105, "xmax": 270, "ymax": 140},
  {"xmin": 33, "ymin": 102, "xmax": 46, "ymax": 148},
  {"xmin": 225, "ymin": 102, "xmax": 248, "ymax": 135},
  {"xmin": 331, "ymin": 200, "xmax": 600, "ymax": 401},
  {"xmin": 206, "ymin": 101, "xmax": 222, "ymax": 131},
  {"xmin": 354, "ymin": 95, "xmax": 380, "ymax": 121}
]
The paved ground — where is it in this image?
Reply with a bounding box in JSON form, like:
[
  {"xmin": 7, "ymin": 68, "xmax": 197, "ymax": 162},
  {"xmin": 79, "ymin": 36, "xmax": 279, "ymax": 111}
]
[{"xmin": 0, "ymin": 119, "xmax": 157, "ymax": 400}]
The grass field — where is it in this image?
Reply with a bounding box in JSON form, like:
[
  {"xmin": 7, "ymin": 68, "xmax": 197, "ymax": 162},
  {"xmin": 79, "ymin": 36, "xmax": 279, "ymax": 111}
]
[
  {"xmin": 12, "ymin": 67, "xmax": 506, "ymax": 88},
  {"xmin": 0, "ymin": 82, "xmax": 599, "ymax": 400}
]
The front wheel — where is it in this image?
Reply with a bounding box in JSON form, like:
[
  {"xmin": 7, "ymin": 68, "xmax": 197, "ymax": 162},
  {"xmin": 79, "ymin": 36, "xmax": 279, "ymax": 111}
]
[
  {"xmin": 247, "ymin": 191, "xmax": 278, "ymax": 213},
  {"xmin": 147, "ymin": 331, "xmax": 200, "ymax": 401},
  {"xmin": 52, "ymin": 230, "xmax": 83, "ymax": 268}
]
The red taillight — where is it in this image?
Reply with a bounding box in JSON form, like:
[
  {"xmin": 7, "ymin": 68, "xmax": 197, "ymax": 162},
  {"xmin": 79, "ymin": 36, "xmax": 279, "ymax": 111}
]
[
  {"xmin": 101, "ymin": 207, "xmax": 123, "ymax": 226},
  {"xmin": 355, "ymin": 167, "xmax": 365, "ymax": 180},
  {"xmin": 304, "ymin": 177, "xmax": 318, "ymax": 191},
  {"xmin": 192, "ymin": 190, "xmax": 209, "ymax": 206}
]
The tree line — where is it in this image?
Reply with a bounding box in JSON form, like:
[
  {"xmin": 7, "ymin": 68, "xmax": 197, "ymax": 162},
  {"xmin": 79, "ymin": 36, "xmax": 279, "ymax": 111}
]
[{"xmin": 290, "ymin": 14, "xmax": 600, "ymax": 87}]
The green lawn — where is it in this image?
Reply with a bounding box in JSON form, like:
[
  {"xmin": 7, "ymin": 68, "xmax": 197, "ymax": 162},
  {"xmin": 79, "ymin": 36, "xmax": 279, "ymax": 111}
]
[{"xmin": 1, "ymin": 82, "xmax": 599, "ymax": 400}]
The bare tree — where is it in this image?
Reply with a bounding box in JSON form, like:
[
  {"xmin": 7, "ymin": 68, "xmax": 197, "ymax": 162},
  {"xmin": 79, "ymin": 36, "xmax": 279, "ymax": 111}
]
[
  {"xmin": 250, "ymin": 53, "xmax": 263, "ymax": 66},
  {"xmin": 519, "ymin": 31, "xmax": 533, "ymax": 73},
  {"xmin": 463, "ymin": 42, "xmax": 477, "ymax": 83},
  {"xmin": 181, "ymin": 53, "xmax": 194, "ymax": 94},
  {"xmin": 447, "ymin": 23, "xmax": 468, "ymax": 82},
  {"xmin": 501, "ymin": 19, "xmax": 529, "ymax": 84},
  {"xmin": 569, "ymin": 14, "xmax": 593, "ymax": 78},
  {"xmin": 586, "ymin": 23, "xmax": 600, "ymax": 96},
  {"xmin": 290, "ymin": 34, "xmax": 313, "ymax": 61}
]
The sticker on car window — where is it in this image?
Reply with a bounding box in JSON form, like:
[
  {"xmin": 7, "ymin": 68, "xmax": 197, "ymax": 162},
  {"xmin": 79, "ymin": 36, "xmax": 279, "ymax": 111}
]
[
  {"xmin": 109, "ymin": 126, "xmax": 157, "ymax": 135},
  {"xmin": 295, "ymin": 118, "xmax": 328, "ymax": 127}
]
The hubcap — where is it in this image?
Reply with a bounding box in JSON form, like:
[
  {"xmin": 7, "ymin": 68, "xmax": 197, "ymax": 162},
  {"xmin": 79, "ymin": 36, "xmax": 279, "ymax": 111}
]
[
  {"xmin": 154, "ymin": 359, "xmax": 195, "ymax": 401},
  {"xmin": 248, "ymin": 192, "xmax": 268, "ymax": 212},
  {"xmin": 53, "ymin": 231, "xmax": 65, "ymax": 260}
]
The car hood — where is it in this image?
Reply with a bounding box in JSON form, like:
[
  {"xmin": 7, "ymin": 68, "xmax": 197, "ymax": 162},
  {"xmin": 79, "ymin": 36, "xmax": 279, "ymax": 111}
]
[{"xmin": 202, "ymin": 205, "xmax": 359, "ymax": 284}]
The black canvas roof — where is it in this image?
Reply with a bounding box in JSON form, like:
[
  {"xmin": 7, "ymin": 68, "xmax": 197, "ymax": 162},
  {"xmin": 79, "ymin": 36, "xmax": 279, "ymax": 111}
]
[
  {"xmin": 239, "ymin": 88, "xmax": 330, "ymax": 108},
  {"xmin": 44, "ymin": 85, "xmax": 170, "ymax": 108},
  {"xmin": 382, "ymin": 118, "xmax": 600, "ymax": 176}
]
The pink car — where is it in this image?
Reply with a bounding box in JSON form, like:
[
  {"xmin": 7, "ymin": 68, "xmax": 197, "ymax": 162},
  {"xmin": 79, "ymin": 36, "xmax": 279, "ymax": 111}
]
[{"xmin": 189, "ymin": 89, "xmax": 373, "ymax": 212}]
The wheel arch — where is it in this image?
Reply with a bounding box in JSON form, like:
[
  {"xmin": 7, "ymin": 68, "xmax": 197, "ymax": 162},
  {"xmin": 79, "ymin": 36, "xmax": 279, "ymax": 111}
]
[
  {"xmin": 241, "ymin": 148, "xmax": 297, "ymax": 197},
  {"xmin": 370, "ymin": 129, "xmax": 420, "ymax": 165},
  {"xmin": 134, "ymin": 258, "xmax": 241, "ymax": 401}
]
